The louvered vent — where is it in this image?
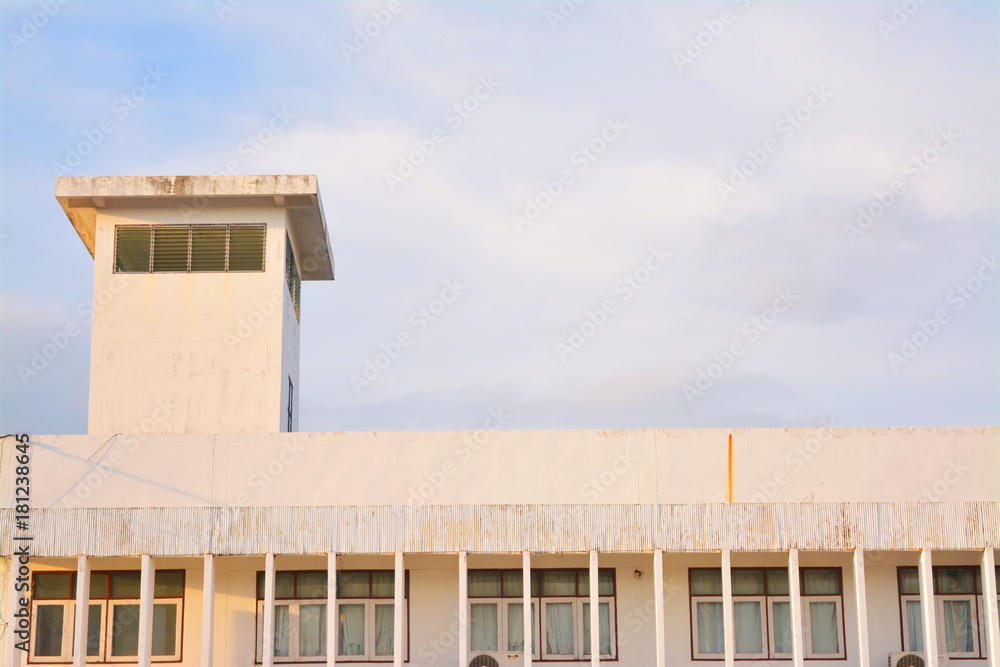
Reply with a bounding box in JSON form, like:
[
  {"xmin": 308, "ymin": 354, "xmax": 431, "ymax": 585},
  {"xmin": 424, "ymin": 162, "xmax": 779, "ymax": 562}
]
[
  {"xmin": 285, "ymin": 234, "xmax": 301, "ymax": 321},
  {"xmin": 114, "ymin": 224, "xmax": 266, "ymax": 273}
]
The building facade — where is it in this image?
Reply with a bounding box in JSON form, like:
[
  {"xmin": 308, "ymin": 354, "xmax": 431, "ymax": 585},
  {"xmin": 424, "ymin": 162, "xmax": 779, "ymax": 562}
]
[{"xmin": 1, "ymin": 176, "xmax": 998, "ymax": 667}]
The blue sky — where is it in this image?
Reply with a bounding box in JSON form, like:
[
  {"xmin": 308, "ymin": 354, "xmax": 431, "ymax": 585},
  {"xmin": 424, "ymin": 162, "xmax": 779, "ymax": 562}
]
[{"xmin": 2, "ymin": 0, "xmax": 998, "ymax": 434}]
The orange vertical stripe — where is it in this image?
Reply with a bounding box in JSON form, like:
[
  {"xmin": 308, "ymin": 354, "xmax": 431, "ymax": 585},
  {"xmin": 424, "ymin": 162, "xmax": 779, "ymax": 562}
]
[{"xmin": 727, "ymin": 433, "xmax": 734, "ymax": 503}]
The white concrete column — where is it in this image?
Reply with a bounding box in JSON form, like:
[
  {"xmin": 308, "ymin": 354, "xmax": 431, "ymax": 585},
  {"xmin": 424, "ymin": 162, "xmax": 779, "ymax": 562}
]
[
  {"xmin": 523, "ymin": 551, "xmax": 532, "ymax": 667},
  {"xmin": 918, "ymin": 548, "xmax": 939, "ymax": 667},
  {"xmin": 653, "ymin": 550, "xmax": 665, "ymax": 667},
  {"xmin": 73, "ymin": 555, "xmax": 91, "ymax": 667},
  {"xmin": 852, "ymin": 549, "xmax": 870, "ymax": 667},
  {"xmin": 328, "ymin": 553, "xmax": 337, "ymax": 667},
  {"xmin": 721, "ymin": 549, "xmax": 735, "ymax": 667},
  {"xmin": 137, "ymin": 555, "xmax": 155, "ymax": 667},
  {"xmin": 789, "ymin": 548, "xmax": 804, "ymax": 667},
  {"xmin": 981, "ymin": 549, "xmax": 999, "ymax": 667},
  {"xmin": 202, "ymin": 554, "xmax": 215, "ymax": 667},
  {"xmin": 459, "ymin": 552, "xmax": 468, "ymax": 667},
  {"xmin": 263, "ymin": 553, "xmax": 276, "ymax": 667},
  {"xmin": 589, "ymin": 551, "xmax": 599, "ymax": 667},
  {"xmin": 394, "ymin": 551, "xmax": 404, "ymax": 667}
]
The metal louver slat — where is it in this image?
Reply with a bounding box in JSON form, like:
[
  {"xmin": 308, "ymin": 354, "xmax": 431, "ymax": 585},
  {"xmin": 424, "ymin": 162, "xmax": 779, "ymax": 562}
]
[
  {"xmin": 152, "ymin": 226, "xmax": 191, "ymax": 272},
  {"xmin": 228, "ymin": 224, "xmax": 266, "ymax": 272},
  {"xmin": 191, "ymin": 226, "xmax": 227, "ymax": 272},
  {"xmin": 114, "ymin": 226, "xmax": 151, "ymax": 272}
]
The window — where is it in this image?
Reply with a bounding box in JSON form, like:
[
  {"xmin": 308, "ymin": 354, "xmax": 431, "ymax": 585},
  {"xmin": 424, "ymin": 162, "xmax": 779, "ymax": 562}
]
[
  {"xmin": 690, "ymin": 567, "xmax": 844, "ymax": 660},
  {"xmin": 287, "ymin": 379, "xmax": 294, "ymax": 432},
  {"xmin": 30, "ymin": 570, "xmax": 183, "ymax": 663},
  {"xmin": 285, "ymin": 234, "xmax": 301, "ymax": 321},
  {"xmin": 114, "ymin": 224, "xmax": 266, "ymax": 273},
  {"xmin": 467, "ymin": 569, "xmax": 615, "ymax": 661},
  {"xmin": 255, "ymin": 570, "xmax": 407, "ymax": 663},
  {"xmin": 898, "ymin": 565, "xmax": 999, "ymax": 658}
]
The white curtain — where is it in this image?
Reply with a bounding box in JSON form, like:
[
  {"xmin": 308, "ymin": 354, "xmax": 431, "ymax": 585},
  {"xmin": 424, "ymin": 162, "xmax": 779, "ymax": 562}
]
[
  {"xmin": 469, "ymin": 572, "xmax": 502, "ymax": 597},
  {"xmin": 942, "ymin": 600, "xmax": 973, "ymax": 652},
  {"xmin": 151, "ymin": 604, "xmax": 177, "ymax": 656},
  {"xmin": 374, "ymin": 604, "xmax": 394, "ymax": 656},
  {"xmin": 372, "ymin": 574, "xmax": 394, "ymax": 598},
  {"xmin": 298, "ymin": 573, "xmax": 328, "ymax": 598},
  {"xmin": 772, "ymin": 601, "xmax": 792, "ymax": 654},
  {"xmin": 803, "ymin": 570, "xmax": 840, "ymax": 595},
  {"xmin": 540, "ymin": 572, "xmax": 576, "ymax": 597},
  {"xmin": 732, "ymin": 571, "xmax": 765, "ymax": 595},
  {"xmin": 808, "ymin": 601, "xmax": 839, "ymax": 654},
  {"xmin": 691, "ymin": 571, "xmax": 722, "ymax": 596},
  {"xmin": 299, "ymin": 604, "xmax": 327, "ymax": 657},
  {"xmin": 339, "ymin": 573, "xmax": 370, "ymax": 598},
  {"xmin": 906, "ymin": 600, "xmax": 924, "ymax": 651},
  {"xmin": 33, "ymin": 604, "xmax": 65, "ymax": 657},
  {"xmin": 582, "ymin": 602, "xmax": 612, "ymax": 656},
  {"xmin": 272, "ymin": 605, "xmax": 290, "ymax": 657},
  {"xmin": 339, "ymin": 603, "xmax": 366, "ymax": 655},
  {"xmin": 471, "ymin": 603, "xmax": 498, "ymax": 651},
  {"xmin": 734, "ymin": 601, "xmax": 762, "ymax": 654},
  {"xmin": 508, "ymin": 603, "xmax": 534, "ymax": 652},
  {"xmin": 112, "ymin": 604, "xmax": 140, "ymax": 656},
  {"xmin": 697, "ymin": 601, "xmax": 724, "ymax": 654},
  {"xmin": 545, "ymin": 603, "xmax": 574, "ymax": 655}
]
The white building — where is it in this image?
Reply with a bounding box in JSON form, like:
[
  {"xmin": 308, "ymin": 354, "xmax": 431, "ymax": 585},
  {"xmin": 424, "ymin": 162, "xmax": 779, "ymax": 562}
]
[{"xmin": 2, "ymin": 175, "xmax": 998, "ymax": 667}]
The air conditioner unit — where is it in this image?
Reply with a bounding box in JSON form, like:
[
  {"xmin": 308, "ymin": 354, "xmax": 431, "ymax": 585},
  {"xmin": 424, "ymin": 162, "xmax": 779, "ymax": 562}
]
[
  {"xmin": 469, "ymin": 652, "xmax": 523, "ymax": 667},
  {"xmin": 888, "ymin": 652, "xmax": 950, "ymax": 667}
]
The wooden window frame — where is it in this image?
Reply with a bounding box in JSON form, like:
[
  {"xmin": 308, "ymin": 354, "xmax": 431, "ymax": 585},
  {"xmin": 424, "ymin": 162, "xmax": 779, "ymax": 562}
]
[{"xmin": 897, "ymin": 565, "xmax": 992, "ymax": 660}]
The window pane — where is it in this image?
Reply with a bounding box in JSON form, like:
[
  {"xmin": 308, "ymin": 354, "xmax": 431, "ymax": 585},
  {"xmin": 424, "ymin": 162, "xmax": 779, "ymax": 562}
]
[
  {"xmin": 809, "ymin": 601, "xmax": 839, "ymax": 654},
  {"xmin": 372, "ymin": 572, "xmax": 394, "ymax": 598},
  {"xmin": 110, "ymin": 571, "xmax": 142, "ymax": 598},
  {"xmin": 90, "ymin": 572, "xmax": 109, "ymax": 599},
  {"xmin": 374, "ymin": 604, "xmax": 395, "ymax": 656},
  {"xmin": 937, "ymin": 568, "xmax": 975, "ymax": 594},
  {"xmin": 504, "ymin": 571, "xmax": 523, "ymax": 597},
  {"xmin": 35, "ymin": 572, "xmax": 72, "ymax": 599},
  {"xmin": 905, "ymin": 600, "xmax": 923, "ymax": 651},
  {"xmin": 582, "ymin": 602, "xmax": 612, "ymax": 656},
  {"xmin": 942, "ymin": 600, "xmax": 974, "ymax": 652},
  {"xmin": 900, "ymin": 568, "xmax": 920, "ymax": 595},
  {"xmin": 540, "ymin": 571, "xmax": 576, "ymax": 596},
  {"xmin": 87, "ymin": 604, "xmax": 102, "ymax": 656},
  {"xmin": 112, "ymin": 604, "xmax": 141, "ymax": 656},
  {"xmin": 338, "ymin": 572, "xmax": 370, "ymax": 598},
  {"xmin": 470, "ymin": 603, "xmax": 499, "ymax": 651},
  {"xmin": 772, "ymin": 601, "xmax": 792, "ymax": 654},
  {"xmin": 732, "ymin": 570, "xmax": 765, "ymax": 595},
  {"xmin": 275, "ymin": 572, "xmax": 295, "ymax": 598},
  {"xmin": 228, "ymin": 224, "xmax": 266, "ymax": 271},
  {"xmin": 191, "ymin": 225, "xmax": 227, "ymax": 272},
  {"xmin": 691, "ymin": 570, "xmax": 722, "ymax": 595},
  {"xmin": 115, "ymin": 226, "xmax": 151, "ymax": 272},
  {"xmin": 696, "ymin": 601, "xmax": 724, "ymax": 654},
  {"xmin": 508, "ymin": 602, "xmax": 535, "ymax": 652},
  {"xmin": 151, "ymin": 603, "xmax": 178, "ymax": 656},
  {"xmin": 545, "ymin": 602, "xmax": 574, "ymax": 655},
  {"xmin": 152, "ymin": 225, "xmax": 190, "ymax": 272},
  {"xmin": 300, "ymin": 604, "xmax": 327, "ymax": 657},
  {"xmin": 154, "ymin": 571, "xmax": 184, "ymax": 597},
  {"xmin": 469, "ymin": 572, "xmax": 502, "ymax": 597},
  {"xmin": 734, "ymin": 600, "xmax": 762, "ymax": 654},
  {"xmin": 298, "ymin": 572, "xmax": 328, "ymax": 598},
  {"xmin": 338, "ymin": 603, "xmax": 366, "ymax": 655},
  {"xmin": 578, "ymin": 571, "xmax": 614, "ymax": 596},
  {"xmin": 803, "ymin": 569, "xmax": 841, "ymax": 595},
  {"xmin": 767, "ymin": 570, "xmax": 789, "ymax": 595},
  {"xmin": 273, "ymin": 604, "xmax": 290, "ymax": 657},
  {"xmin": 34, "ymin": 604, "xmax": 65, "ymax": 656}
]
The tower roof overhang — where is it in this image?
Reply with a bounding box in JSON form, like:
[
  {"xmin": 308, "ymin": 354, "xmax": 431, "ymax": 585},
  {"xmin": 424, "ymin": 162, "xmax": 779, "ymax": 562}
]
[{"xmin": 55, "ymin": 174, "xmax": 334, "ymax": 280}]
